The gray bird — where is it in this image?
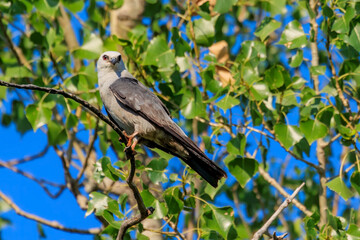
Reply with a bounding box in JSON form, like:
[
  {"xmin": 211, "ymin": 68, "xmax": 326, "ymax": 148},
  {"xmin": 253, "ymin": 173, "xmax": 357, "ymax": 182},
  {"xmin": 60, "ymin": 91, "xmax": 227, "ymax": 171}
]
[{"xmin": 97, "ymin": 51, "xmax": 226, "ymax": 187}]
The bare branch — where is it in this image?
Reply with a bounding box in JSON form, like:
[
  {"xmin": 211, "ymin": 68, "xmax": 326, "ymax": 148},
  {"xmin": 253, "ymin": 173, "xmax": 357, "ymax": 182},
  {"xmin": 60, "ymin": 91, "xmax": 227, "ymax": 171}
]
[
  {"xmin": 251, "ymin": 182, "xmax": 306, "ymax": 240},
  {"xmin": 57, "ymin": 4, "xmax": 82, "ymax": 72},
  {"xmin": 258, "ymin": 167, "xmax": 312, "ymax": 216},
  {"xmin": 0, "ymin": 145, "xmax": 49, "ymax": 167},
  {"xmin": 75, "ymin": 119, "xmax": 99, "ymax": 184},
  {"xmin": 0, "ymin": 191, "xmax": 102, "ymax": 234},
  {"xmin": 116, "ymin": 151, "xmax": 154, "ymax": 240},
  {"xmin": 0, "ymin": 16, "xmax": 32, "ymax": 71},
  {"xmin": 0, "ymin": 80, "xmax": 126, "ymax": 141},
  {"xmin": 0, "ymin": 159, "xmax": 65, "ymax": 198}
]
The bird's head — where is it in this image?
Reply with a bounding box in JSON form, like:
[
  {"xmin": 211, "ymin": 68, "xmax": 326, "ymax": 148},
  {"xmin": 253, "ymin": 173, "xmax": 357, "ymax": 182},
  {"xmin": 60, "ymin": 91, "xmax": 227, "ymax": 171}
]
[{"xmin": 97, "ymin": 51, "xmax": 125, "ymax": 75}]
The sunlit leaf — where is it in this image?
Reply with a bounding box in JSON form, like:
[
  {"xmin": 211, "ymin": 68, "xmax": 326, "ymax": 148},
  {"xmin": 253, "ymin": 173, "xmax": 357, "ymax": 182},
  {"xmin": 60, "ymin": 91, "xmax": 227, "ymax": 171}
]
[
  {"xmin": 326, "ymin": 177, "xmax": 354, "ymax": 201},
  {"xmin": 278, "ymin": 20, "xmax": 307, "ymax": 49},
  {"xmin": 275, "ymin": 124, "xmax": 303, "ymax": 150},
  {"xmin": 255, "ymin": 17, "xmax": 281, "ymax": 42}
]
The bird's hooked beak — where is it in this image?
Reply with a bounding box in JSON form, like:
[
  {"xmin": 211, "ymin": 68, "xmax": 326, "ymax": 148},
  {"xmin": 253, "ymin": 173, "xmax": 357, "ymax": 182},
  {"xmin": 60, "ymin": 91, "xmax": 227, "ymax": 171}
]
[{"xmin": 110, "ymin": 55, "xmax": 122, "ymax": 65}]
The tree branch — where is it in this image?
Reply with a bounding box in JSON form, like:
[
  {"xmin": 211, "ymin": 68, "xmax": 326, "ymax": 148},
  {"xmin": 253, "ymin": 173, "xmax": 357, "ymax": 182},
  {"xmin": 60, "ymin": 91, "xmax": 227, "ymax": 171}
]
[
  {"xmin": 308, "ymin": 0, "xmax": 328, "ymax": 226},
  {"xmin": 0, "ymin": 145, "xmax": 49, "ymax": 167},
  {"xmin": 0, "ymin": 159, "xmax": 65, "ymax": 198},
  {"xmin": 258, "ymin": 167, "xmax": 312, "ymax": 216},
  {"xmin": 251, "ymin": 182, "xmax": 306, "ymax": 240},
  {"xmin": 0, "ymin": 190, "xmax": 102, "ymax": 234},
  {"xmin": 0, "ymin": 80, "xmax": 126, "ymax": 141},
  {"xmin": 116, "ymin": 150, "xmax": 155, "ymax": 240}
]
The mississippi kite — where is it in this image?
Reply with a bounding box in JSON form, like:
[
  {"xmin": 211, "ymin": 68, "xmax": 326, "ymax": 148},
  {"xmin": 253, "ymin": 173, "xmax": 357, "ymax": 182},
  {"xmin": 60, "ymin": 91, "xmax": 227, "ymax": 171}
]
[{"xmin": 97, "ymin": 51, "xmax": 226, "ymax": 187}]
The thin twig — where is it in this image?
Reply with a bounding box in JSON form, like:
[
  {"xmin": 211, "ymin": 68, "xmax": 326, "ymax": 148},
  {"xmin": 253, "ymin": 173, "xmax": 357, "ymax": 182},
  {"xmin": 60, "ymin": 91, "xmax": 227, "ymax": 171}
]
[
  {"xmin": 75, "ymin": 119, "xmax": 99, "ymax": 184},
  {"xmin": 116, "ymin": 150, "xmax": 155, "ymax": 240},
  {"xmin": 258, "ymin": 167, "xmax": 312, "ymax": 216},
  {"xmin": 0, "ymin": 190, "xmax": 102, "ymax": 234},
  {"xmin": 0, "ymin": 145, "xmax": 49, "ymax": 167},
  {"xmin": 0, "ymin": 160, "xmax": 65, "ymax": 198},
  {"xmin": 251, "ymin": 182, "xmax": 306, "ymax": 240}
]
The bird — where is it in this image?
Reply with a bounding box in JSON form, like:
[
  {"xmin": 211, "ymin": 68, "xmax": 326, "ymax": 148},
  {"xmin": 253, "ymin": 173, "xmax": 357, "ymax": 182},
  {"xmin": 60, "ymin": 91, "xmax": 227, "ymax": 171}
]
[{"xmin": 97, "ymin": 51, "xmax": 227, "ymax": 187}]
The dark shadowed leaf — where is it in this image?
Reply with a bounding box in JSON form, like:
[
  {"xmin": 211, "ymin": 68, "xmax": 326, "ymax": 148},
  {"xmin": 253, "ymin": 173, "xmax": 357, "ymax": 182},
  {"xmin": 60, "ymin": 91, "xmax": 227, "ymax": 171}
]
[
  {"xmin": 225, "ymin": 156, "xmax": 258, "ymax": 188},
  {"xmin": 201, "ymin": 205, "xmax": 234, "ymax": 238},
  {"xmin": 164, "ymin": 187, "xmax": 183, "ymax": 215},
  {"xmin": 350, "ymin": 171, "xmax": 360, "ymax": 195}
]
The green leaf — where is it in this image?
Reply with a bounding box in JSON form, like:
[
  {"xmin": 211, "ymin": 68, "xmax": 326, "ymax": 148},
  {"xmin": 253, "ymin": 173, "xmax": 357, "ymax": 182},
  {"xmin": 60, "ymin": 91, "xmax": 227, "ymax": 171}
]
[
  {"xmin": 350, "ymin": 172, "xmax": 360, "ymax": 195},
  {"xmin": 147, "ymin": 158, "xmax": 168, "ymax": 184},
  {"xmin": 189, "ymin": 18, "xmax": 215, "ymax": 47},
  {"xmin": 65, "ymin": 113, "xmax": 78, "ymax": 129},
  {"xmin": 175, "ymin": 56, "xmax": 191, "ymax": 72},
  {"xmin": 289, "ymin": 49, "xmax": 303, "ymax": 67},
  {"xmin": 278, "ymin": 20, "xmax": 307, "ymax": 49},
  {"xmin": 299, "ymin": 119, "xmax": 328, "ymax": 144},
  {"xmin": 118, "ymin": 194, "xmax": 128, "ymax": 212},
  {"xmin": 73, "ymin": 33, "xmax": 103, "ymax": 59},
  {"xmin": 100, "ymin": 157, "xmax": 120, "ymax": 181},
  {"xmin": 34, "ymin": 0, "xmax": 59, "ymax": 16},
  {"xmin": 5, "ymin": 66, "xmax": 33, "ymax": 78},
  {"xmin": 348, "ymin": 23, "xmax": 360, "ymax": 52},
  {"xmin": 347, "ymin": 224, "xmax": 360, "ymax": 239},
  {"xmin": 215, "ymin": 95, "xmax": 240, "ymax": 111},
  {"xmin": 326, "ymin": 177, "xmax": 354, "ymax": 201},
  {"xmin": 225, "ymin": 156, "xmax": 258, "ymax": 188},
  {"xmin": 261, "ymin": 0, "xmax": 285, "ymax": 16},
  {"xmin": 171, "ymin": 28, "xmax": 191, "ymax": 57},
  {"xmin": 86, "ymin": 192, "xmax": 109, "ymax": 217},
  {"xmin": 249, "ymin": 83, "xmax": 270, "ymax": 100},
  {"xmin": 202, "ymin": 135, "xmax": 214, "ymax": 154},
  {"xmin": 331, "ymin": 7, "xmax": 355, "ymax": 34},
  {"xmin": 255, "ymin": 17, "xmax": 281, "ymax": 42},
  {"xmin": 164, "ymin": 187, "xmax": 183, "ymax": 215},
  {"xmin": 151, "ymin": 200, "xmax": 167, "ymax": 219},
  {"xmin": 25, "ymin": 104, "xmax": 52, "ymax": 131},
  {"xmin": 143, "ymin": 36, "xmax": 175, "ymax": 71},
  {"xmin": 226, "ymin": 133, "xmax": 246, "ymax": 156},
  {"xmin": 275, "ymin": 124, "xmax": 303, "ymax": 150},
  {"xmin": 93, "ymin": 161, "xmax": 105, "ymax": 184},
  {"xmin": 202, "ymin": 205, "xmax": 234, "ymax": 238},
  {"xmin": 181, "ymin": 88, "xmax": 206, "ymax": 119},
  {"xmin": 62, "ymin": 0, "xmax": 84, "ymax": 13},
  {"xmin": 264, "ymin": 65, "xmax": 285, "ymax": 90},
  {"xmin": 47, "ymin": 121, "xmax": 67, "ymax": 145},
  {"xmin": 310, "ymin": 65, "xmax": 326, "ymax": 76},
  {"xmin": 140, "ymin": 189, "xmax": 156, "ymax": 207},
  {"xmin": 214, "ymin": 0, "xmax": 236, "ymax": 14}
]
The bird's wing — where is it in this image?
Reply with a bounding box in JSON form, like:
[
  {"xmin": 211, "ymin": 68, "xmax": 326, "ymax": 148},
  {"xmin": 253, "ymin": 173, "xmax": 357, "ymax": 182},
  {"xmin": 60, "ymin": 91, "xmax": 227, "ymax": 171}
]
[
  {"xmin": 110, "ymin": 77, "xmax": 170, "ymax": 123},
  {"xmin": 109, "ymin": 77, "xmax": 208, "ymax": 159}
]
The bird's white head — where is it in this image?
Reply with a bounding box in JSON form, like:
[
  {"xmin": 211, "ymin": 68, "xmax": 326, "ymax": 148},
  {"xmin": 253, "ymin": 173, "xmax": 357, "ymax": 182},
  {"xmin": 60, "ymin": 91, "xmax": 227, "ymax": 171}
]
[
  {"xmin": 97, "ymin": 51, "xmax": 125, "ymax": 75},
  {"xmin": 97, "ymin": 51, "xmax": 133, "ymax": 87}
]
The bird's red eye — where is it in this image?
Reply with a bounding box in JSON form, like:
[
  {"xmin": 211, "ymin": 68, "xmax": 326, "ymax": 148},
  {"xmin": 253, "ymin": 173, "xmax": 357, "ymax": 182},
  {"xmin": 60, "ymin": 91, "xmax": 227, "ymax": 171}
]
[{"xmin": 102, "ymin": 55, "xmax": 109, "ymax": 61}]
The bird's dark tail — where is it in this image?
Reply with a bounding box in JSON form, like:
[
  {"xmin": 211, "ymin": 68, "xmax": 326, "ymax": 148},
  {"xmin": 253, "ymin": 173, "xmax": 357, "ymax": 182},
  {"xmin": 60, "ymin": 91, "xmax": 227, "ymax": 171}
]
[
  {"xmin": 181, "ymin": 152, "xmax": 227, "ymax": 188},
  {"xmin": 143, "ymin": 129, "xmax": 227, "ymax": 187}
]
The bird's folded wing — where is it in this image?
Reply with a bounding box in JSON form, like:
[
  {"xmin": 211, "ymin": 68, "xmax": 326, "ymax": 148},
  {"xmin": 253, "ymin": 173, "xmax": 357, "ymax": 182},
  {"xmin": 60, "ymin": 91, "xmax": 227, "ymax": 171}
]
[{"xmin": 109, "ymin": 77, "xmax": 208, "ymax": 159}]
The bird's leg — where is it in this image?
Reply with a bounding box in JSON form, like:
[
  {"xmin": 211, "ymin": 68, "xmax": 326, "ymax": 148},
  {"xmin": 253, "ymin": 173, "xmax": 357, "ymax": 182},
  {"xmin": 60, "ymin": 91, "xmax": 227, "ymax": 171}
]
[{"xmin": 122, "ymin": 131, "xmax": 139, "ymax": 152}]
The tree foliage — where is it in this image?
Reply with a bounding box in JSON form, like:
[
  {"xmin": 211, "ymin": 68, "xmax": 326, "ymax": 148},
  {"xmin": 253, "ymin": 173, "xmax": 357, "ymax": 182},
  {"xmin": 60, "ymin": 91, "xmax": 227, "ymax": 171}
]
[{"xmin": 0, "ymin": 0, "xmax": 360, "ymax": 239}]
